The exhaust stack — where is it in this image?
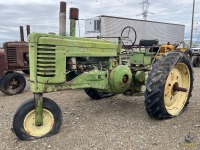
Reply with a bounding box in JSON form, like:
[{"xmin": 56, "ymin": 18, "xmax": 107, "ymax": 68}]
[
  {"xmin": 69, "ymin": 8, "xmax": 79, "ymax": 37},
  {"xmin": 19, "ymin": 26, "xmax": 24, "ymax": 42},
  {"xmin": 59, "ymin": 1, "xmax": 66, "ymax": 36},
  {"xmin": 26, "ymin": 25, "xmax": 30, "ymax": 37}
]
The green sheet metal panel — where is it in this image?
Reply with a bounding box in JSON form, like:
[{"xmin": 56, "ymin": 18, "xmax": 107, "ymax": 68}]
[
  {"xmin": 28, "ymin": 33, "xmax": 118, "ymax": 92},
  {"xmin": 130, "ymin": 52, "xmax": 144, "ymax": 65}
]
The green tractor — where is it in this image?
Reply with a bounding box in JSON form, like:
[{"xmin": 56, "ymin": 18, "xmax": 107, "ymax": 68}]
[{"xmin": 12, "ymin": 10, "xmax": 193, "ymax": 140}]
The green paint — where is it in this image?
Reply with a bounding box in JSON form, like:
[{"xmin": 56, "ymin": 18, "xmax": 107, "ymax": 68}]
[
  {"xmin": 28, "ymin": 33, "xmax": 118, "ymax": 93},
  {"xmin": 109, "ymin": 65, "xmax": 132, "ymax": 93},
  {"xmin": 34, "ymin": 93, "xmax": 43, "ymax": 126},
  {"xmin": 117, "ymin": 37, "xmax": 122, "ymax": 54},
  {"xmin": 118, "ymin": 37, "xmax": 122, "ymax": 65},
  {"xmin": 130, "ymin": 52, "xmax": 144, "ymax": 64},
  {"xmin": 70, "ymin": 19, "xmax": 76, "ymax": 37},
  {"xmin": 130, "ymin": 51, "xmax": 154, "ymax": 65},
  {"xmin": 135, "ymin": 71, "xmax": 145, "ymax": 83},
  {"xmin": 28, "ymin": 32, "xmax": 154, "ymax": 95}
]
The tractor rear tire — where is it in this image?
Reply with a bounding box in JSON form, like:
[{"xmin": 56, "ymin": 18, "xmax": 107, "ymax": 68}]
[
  {"xmin": 145, "ymin": 51, "xmax": 193, "ymax": 119},
  {"xmin": 192, "ymin": 56, "xmax": 200, "ymax": 67},
  {"xmin": 12, "ymin": 97, "xmax": 62, "ymax": 140},
  {"xmin": 1, "ymin": 72, "xmax": 26, "ymax": 95},
  {"xmin": 84, "ymin": 88, "xmax": 115, "ymax": 100}
]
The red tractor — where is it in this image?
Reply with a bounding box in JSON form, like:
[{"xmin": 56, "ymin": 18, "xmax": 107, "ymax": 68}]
[{"xmin": 0, "ymin": 26, "xmax": 29, "ymax": 95}]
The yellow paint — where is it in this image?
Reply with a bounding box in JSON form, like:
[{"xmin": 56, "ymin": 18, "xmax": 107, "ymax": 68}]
[
  {"xmin": 24, "ymin": 109, "xmax": 54, "ymax": 137},
  {"xmin": 164, "ymin": 63, "xmax": 190, "ymax": 116},
  {"xmin": 155, "ymin": 44, "xmax": 186, "ymax": 59}
]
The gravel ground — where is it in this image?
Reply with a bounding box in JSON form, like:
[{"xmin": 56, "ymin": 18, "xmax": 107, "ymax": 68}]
[{"xmin": 0, "ymin": 68, "xmax": 200, "ymax": 150}]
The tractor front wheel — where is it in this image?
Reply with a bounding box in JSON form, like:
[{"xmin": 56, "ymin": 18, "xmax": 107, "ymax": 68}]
[
  {"xmin": 0, "ymin": 72, "xmax": 26, "ymax": 95},
  {"xmin": 145, "ymin": 51, "xmax": 193, "ymax": 119},
  {"xmin": 12, "ymin": 97, "xmax": 62, "ymax": 140},
  {"xmin": 84, "ymin": 88, "xmax": 115, "ymax": 100}
]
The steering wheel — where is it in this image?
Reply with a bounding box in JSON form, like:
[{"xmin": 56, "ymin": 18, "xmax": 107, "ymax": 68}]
[{"xmin": 121, "ymin": 26, "xmax": 137, "ymax": 49}]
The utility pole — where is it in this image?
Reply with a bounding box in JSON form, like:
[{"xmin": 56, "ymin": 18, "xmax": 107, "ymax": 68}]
[{"xmin": 190, "ymin": 0, "xmax": 195, "ymax": 48}]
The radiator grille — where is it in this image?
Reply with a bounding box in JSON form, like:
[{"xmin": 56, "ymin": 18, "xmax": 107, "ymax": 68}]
[
  {"xmin": 37, "ymin": 44, "xmax": 56, "ymax": 77},
  {"xmin": 7, "ymin": 47, "xmax": 17, "ymax": 64}
]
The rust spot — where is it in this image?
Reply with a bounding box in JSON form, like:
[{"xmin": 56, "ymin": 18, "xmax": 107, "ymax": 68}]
[
  {"xmin": 69, "ymin": 8, "xmax": 79, "ymax": 20},
  {"xmin": 60, "ymin": 1, "xmax": 66, "ymax": 13}
]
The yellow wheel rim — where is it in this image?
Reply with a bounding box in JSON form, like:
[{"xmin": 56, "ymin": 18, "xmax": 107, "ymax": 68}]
[
  {"xmin": 164, "ymin": 63, "xmax": 190, "ymax": 116},
  {"xmin": 24, "ymin": 109, "xmax": 54, "ymax": 137}
]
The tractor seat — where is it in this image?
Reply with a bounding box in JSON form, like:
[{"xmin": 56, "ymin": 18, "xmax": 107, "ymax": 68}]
[
  {"xmin": 139, "ymin": 39, "xmax": 159, "ymax": 53},
  {"xmin": 139, "ymin": 39, "xmax": 159, "ymax": 47}
]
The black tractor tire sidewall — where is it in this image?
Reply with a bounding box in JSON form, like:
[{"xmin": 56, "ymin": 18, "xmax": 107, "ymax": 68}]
[
  {"xmin": 0, "ymin": 78, "xmax": 2, "ymax": 92},
  {"xmin": 192, "ymin": 56, "xmax": 200, "ymax": 67},
  {"xmin": 13, "ymin": 97, "xmax": 62, "ymax": 140},
  {"xmin": 1, "ymin": 72, "xmax": 26, "ymax": 95},
  {"xmin": 145, "ymin": 51, "xmax": 193, "ymax": 119},
  {"xmin": 22, "ymin": 70, "xmax": 30, "ymax": 74},
  {"xmin": 84, "ymin": 88, "xmax": 115, "ymax": 100},
  {"xmin": 84, "ymin": 88, "xmax": 104, "ymax": 100}
]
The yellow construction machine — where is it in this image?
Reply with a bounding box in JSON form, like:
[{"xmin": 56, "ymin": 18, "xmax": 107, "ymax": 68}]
[{"xmin": 155, "ymin": 42, "xmax": 192, "ymax": 59}]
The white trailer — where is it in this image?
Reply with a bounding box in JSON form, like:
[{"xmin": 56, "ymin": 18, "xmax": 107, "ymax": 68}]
[{"xmin": 85, "ymin": 15, "xmax": 185, "ymax": 46}]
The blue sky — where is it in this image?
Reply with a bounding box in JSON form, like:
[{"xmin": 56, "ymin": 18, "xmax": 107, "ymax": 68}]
[{"xmin": 0, "ymin": 0, "xmax": 199, "ymax": 47}]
